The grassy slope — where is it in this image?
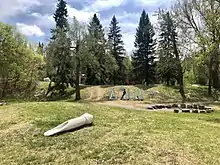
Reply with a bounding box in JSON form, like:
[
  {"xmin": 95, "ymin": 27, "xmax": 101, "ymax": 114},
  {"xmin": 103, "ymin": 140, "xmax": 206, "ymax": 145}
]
[
  {"xmin": 1, "ymin": 102, "xmax": 220, "ymax": 165},
  {"xmin": 64, "ymin": 84, "xmax": 215, "ymax": 103}
]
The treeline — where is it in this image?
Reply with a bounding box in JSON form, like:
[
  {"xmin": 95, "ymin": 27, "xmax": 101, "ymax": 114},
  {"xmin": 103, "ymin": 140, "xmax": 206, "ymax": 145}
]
[
  {"xmin": 44, "ymin": 0, "xmax": 220, "ymax": 101},
  {"xmin": 44, "ymin": 0, "xmax": 132, "ymax": 100},
  {"xmin": 43, "ymin": 0, "xmax": 186, "ymax": 100},
  {"xmin": 1, "ymin": 0, "xmax": 220, "ymax": 101}
]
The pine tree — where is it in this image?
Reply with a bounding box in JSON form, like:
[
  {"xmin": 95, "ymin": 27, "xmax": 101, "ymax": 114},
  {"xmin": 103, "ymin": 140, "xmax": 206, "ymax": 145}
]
[
  {"xmin": 53, "ymin": 0, "xmax": 68, "ymax": 31},
  {"xmin": 108, "ymin": 15, "xmax": 125, "ymax": 85},
  {"xmin": 88, "ymin": 14, "xmax": 104, "ymax": 39},
  {"xmin": 46, "ymin": 0, "xmax": 72, "ymax": 95},
  {"xmin": 157, "ymin": 10, "xmax": 185, "ymax": 100},
  {"xmin": 37, "ymin": 42, "xmax": 44, "ymax": 55},
  {"xmin": 157, "ymin": 11, "xmax": 177, "ymax": 86},
  {"xmin": 132, "ymin": 10, "xmax": 156, "ymax": 85},
  {"xmin": 86, "ymin": 14, "xmax": 109, "ymax": 85}
]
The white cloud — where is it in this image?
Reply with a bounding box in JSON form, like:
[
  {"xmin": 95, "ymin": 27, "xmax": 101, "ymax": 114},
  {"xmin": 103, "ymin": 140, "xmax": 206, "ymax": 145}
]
[
  {"xmin": 137, "ymin": 0, "xmax": 173, "ymax": 5},
  {"xmin": 30, "ymin": 4, "xmax": 96, "ymax": 29},
  {"xmin": 116, "ymin": 11, "xmax": 140, "ymax": 21},
  {"xmin": 123, "ymin": 32, "xmax": 135, "ymax": 53},
  {"xmin": 84, "ymin": 0, "xmax": 125, "ymax": 12},
  {"xmin": 30, "ymin": 12, "xmax": 55, "ymax": 28},
  {"xmin": 136, "ymin": 0, "xmax": 160, "ymax": 5},
  {"xmin": 16, "ymin": 23, "xmax": 45, "ymax": 37},
  {"xmin": 67, "ymin": 5, "xmax": 95, "ymax": 22},
  {"xmin": 0, "ymin": 0, "xmax": 41, "ymax": 20},
  {"xmin": 136, "ymin": 0, "xmax": 174, "ymax": 9}
]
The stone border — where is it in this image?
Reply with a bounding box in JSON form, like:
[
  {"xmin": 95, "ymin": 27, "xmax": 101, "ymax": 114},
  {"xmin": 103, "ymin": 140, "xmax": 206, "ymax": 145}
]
[
  {"xmin": 147, "ymin": 103, "xmax": 214, "ymax": 113},
  {"xmin": 0, "ymin": 102, "xmax": 8, "ymax": 106}
]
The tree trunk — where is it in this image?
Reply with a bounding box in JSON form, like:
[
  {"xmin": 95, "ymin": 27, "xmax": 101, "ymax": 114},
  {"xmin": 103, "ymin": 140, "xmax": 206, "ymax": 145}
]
[
  {"xmin": 75, "ymin": 58, "xmax": 81, "ymax": 101},
  {"xmin": 113, "ymin": 71, "xmax": 116, "ymax": 86},
  {"xmin": 45, "ymin": 81, "xmax": 52, "ymax": 96},
  {"xmin": 179, "ymin": 70, "xmax": 186, "ymax": 102},
  {"xmin": 75, "ymin": 42, "xmax": 81, "ymax": 101},
  {"xmin": 2, "ymin": 77, "xmax": 8, "ymax": 98},
  {"xmin": 166, "ymin": 76, "xmax": 170, "ymax": 86},
  {"xmin": 208, "ymin": 55, "xmax": 213, "ymax": 96},
  {"xmin": 212, "ymin": 46, "xmax": 219, "ymax": 89},
  {"xmin": 145, "ymin": 59, "xmax": 149, "ymax": 86},
  {"xmin": 172, "ymin": 30, "xmax": 186, "ymax": 101}
]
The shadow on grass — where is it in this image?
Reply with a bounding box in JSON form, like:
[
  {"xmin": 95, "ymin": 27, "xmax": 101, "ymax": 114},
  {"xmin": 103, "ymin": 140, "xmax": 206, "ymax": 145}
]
[
  {"xmin": 44, "ymin": 123, "xmax": 94, "ymax": 137},
  {"xmin": 202, "ymin": 118, "xmax": 220, "ymax": 124},
  {"xmin": 185, "ymin": 86, "xmax": 214, "ymax": 102},
  {"xmin": 134, "ymin": 84, "xmax": 164, "ymax": 90},
  {"xmin": 46, "ymin": 85, "xmax": 89, "ymax": 101}
]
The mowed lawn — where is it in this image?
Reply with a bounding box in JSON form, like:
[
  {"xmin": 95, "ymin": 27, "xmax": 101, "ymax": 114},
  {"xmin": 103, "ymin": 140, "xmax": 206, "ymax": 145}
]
[{"xmin": 0, "ymin": 102, "xmax": 220, "ymax": 165}]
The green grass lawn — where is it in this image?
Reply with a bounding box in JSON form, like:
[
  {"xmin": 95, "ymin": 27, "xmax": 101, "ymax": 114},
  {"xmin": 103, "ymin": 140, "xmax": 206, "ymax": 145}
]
[{"xmin": 1, "ymin": 102, "xmax": 220, "ymax": 165}]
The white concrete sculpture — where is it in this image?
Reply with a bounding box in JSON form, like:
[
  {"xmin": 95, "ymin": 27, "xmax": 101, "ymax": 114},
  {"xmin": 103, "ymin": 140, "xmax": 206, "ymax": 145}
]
[{"xmin": 44, "ymin": 113, "xmax": 93, "ymax": 136}]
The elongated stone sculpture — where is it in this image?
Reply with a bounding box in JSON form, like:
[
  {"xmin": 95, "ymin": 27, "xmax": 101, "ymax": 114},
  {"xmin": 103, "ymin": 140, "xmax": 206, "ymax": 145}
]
[{"xmin": 44, "ymin": 113, "xmax": 93, "ymax": 136}]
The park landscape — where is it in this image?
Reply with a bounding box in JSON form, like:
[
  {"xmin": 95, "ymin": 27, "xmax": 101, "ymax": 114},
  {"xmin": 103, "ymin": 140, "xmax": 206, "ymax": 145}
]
[{"xmin": 1, "ymin": 0, "xmax": 220, "ymax": 164}]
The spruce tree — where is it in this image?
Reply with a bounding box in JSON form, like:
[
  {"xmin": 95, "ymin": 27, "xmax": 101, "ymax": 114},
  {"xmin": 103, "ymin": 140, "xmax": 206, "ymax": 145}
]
[
  {"xmin": 46, "ymin": 0, "xmax": 72, "ymax": 95},
  {"xmin": 108, "ymin": 15, "xmax": 125, "ymax": 85},
  {"xmin": 53, "ymin": 0, "xmax": 68, "ymax": 31},
  {"xmin": 37, "ymin": 42, "xmax": 44, "ymax": 55},
  {"xmin": 157, "ymin": 11, "xmax": 177, "ymax": 86},
  {"xmin": 132, "ymin": 10, "xmax": 156, "ymax": 85},
  {"xmin": 157, "ymin": 10, "xmax": 185, "ymax": 100},
  {"xmin": 86, "ymin": 14, "xmax": 108, "ymax": 85}
]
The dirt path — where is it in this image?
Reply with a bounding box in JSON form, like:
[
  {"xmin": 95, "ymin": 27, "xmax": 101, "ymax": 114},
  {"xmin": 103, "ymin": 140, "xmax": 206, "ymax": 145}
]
[
  {"xmin": 85, "ymin": 86, "xmax": 107, "ymax": 101},
  {"xmin": 83, "ymin": 86, "xmax": 173, "ymax": 111},
  {"xmin": 83, "ymin": 86, "xmax": 212, "ymax": 112},
  {"xmin": 97, "ymin": 101, "xmax": 174, "ymax": 112},
  {"xmin": 98, "ymin": 101, "xmax": 146, "ymax": 111}
]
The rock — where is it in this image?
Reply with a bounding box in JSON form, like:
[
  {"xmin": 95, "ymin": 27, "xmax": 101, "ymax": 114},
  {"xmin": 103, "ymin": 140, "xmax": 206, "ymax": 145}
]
[
  {"xmin": 192, "ymin": 110, "xmax": 199, "ymax": 113},
  {"xmin": 147, "ymin": 105, "xmax": 154, "ymax": 110},
  {"xmin": 199, "ymin": 110, "xmax": 206, "ymax": 113},
  {"xmin": 158, "ymin": 104, "xmax": 165, "ymax": 109},
  {"xmin": 165, "ymin": 104, "xmax": 172, "ymax": 109},
  {"xmin": 0, "ymin": 102, "xmax": 8, "ymax": 106},
  {"xmin": 193, "ymin": 104, "xmax": 198, "ymax": 109},
  {"xmin": 180, "ymin": 104, "xmax": 186, "ymax": 108},
  {"xmin": 154, "ymin": 105, "xmax": 160, "ymax": 109},
  {"xmin": 198, "ymin": 105, "xmax": 205, "ymax": 110},
  {"xmin": 161, "ymin": 104, "xmax": 165, "ymax": 109},
  {"xmin": 152, "ymin": 105, "xmax": 157, "ymax": 109},
  {"xmin": 182, "ymin": 109, "xmax": 190, "ymax": 113},
  {"xmin": 174, "ymin": 109, "xmax": 179, "ymax": 113},
  {"xmin": 172, "ymin": 104, "xmax": 179, "ymax": 108},
  {"xmin": 187, "ymin": 104, "xmax": 193, "ymax": 109},
  {"xmin": 206, "ymin": 110, "xmax": 211, "ymax": 113}
]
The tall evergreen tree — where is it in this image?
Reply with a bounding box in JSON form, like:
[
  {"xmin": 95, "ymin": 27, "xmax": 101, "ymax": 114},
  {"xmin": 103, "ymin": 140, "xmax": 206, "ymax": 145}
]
[
  {"xmin": 46, "ymin": 0, "xmax": 72, "ymax": 95},
  {"xmin": 88, "ymin": 14, "xmax": 104, "ymax": 39},
  {"xmin": 157, "ymin": 11, "xmax": 177, "ymax": 86},
  {"xmin": 157, "ymin": 10, "xmax": 185, "ymax": 100},
  {"xmin": 86, "ymin": 14, "xmax": 110, "ymax": 85},
  {"xmin": 53, "ymin": 0, "xmax": 68, "ymax": 31},
  {"xmin": 132, "ymin": 10, "xmax": 156, "ymax": 85},
  {"xmin": 108, "ymin": 15, "xmax": 125, "ymax": 85},
  {"xmin": 37, "ymin": 42, "xmax": 44, "ymax": 55}
]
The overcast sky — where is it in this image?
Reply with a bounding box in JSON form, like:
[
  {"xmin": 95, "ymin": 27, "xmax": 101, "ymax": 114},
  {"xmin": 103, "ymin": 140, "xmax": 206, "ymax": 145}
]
[{"xmin": 0, "ymin": 0, "xmax": 174, "ymax": 53}]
